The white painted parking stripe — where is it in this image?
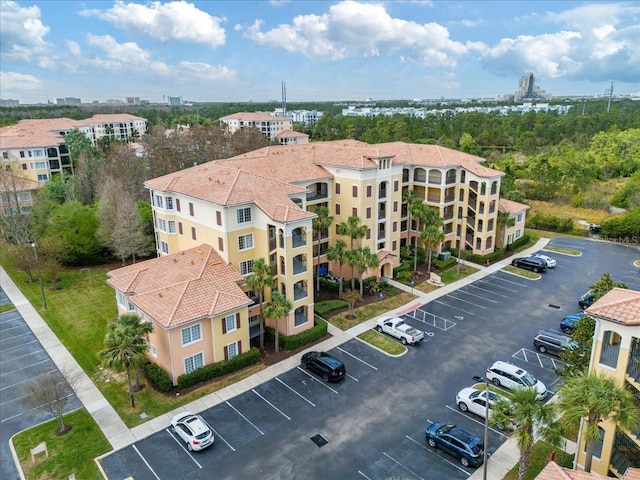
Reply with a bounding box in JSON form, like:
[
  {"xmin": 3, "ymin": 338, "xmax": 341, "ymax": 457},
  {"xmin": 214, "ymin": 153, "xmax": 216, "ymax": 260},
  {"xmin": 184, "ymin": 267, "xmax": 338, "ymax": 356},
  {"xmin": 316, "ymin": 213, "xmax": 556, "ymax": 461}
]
[
  {"xmin": 0, "ymin": 330, "xmax": 35, "ymax": 341},
  {"xmin": 337, "ymin": 346, "xmax": 378, "ymax": 370},
  {"xmin": 0, "ymin": 324, "xmax": 29, "ymax": 333},
  {"xmin": 252, "ymin": 388, "xmax": 291, "ymax": 420},
  {"xmin": 133, "ymin": 444, "xmax": 161, "ymax": 479},
  {"xmin": 444, "ymin": 404, "xmax": 506, "ymax": 436},
  {"xmin": 346, "ymin": 373, "xmax": 358, "ymax": 382},
  {"xmin": 1, "ymin": 393, "xmax": 74, "ymax": 422},
  {"xmin": 166, "ymin": 428, "xmax": 203, "ymax": 468},
  {"xmin": 296, "ymin": 367, "xmax": 339, "ymax": 394},
  {"xmin": 210, "ymin": 427, "xmax": 235, "ymax": 452},
  {"xmin": 477, "ymin": 279, "xmax": 519, "ymax": 293},
  {"xmin": 382, "ymin": 451, "xmax": 425, "ymax": 480},
  {"xmin": 434, "ymin": 299, "xmax": 478, "ymax": 315},
  {"xmin": 456, "ymin": 289, "xmax": 499, "ymax": 303},
  {"xmin": 0, "ymin": 339, "xmax": 38, "ymax": 354},
  {"xmin": 405, "ymin": 435, "xmax": 471, "ymax": 476},
  {"xmin": 0, "ymin": 350, "xmax": 40, "ymax": 365},
  {"xmin": 0, "ymin": 358, "xmax": 50, "ymax": 377},
  {"xmin": 358, "ymin": 471, "xmax": 373, "ymax": 479},
  {"xmin": 446, "ymin": 293, "xmax": 488, "ymax": 308},
  {"xmin": 492, "ymin": 275, "xmax": 528, "ymax": 288},
  {"xmin": 275, "ymin": 377, "xmax": 316, "ymax": 407},
  {"xmin": 408, "ymin": 310, "xmax": 457, "ymax": 330},
  {"xmin": 0, "ymin": 368, "xmax": 57, "ymax": 391},
  {"xmin": 465, "ymin": 283, "xmax": 509, "ymax": 298},
  {"xmin": 226, "ymin": 401, "xmax": 265, "ymax": 435}
]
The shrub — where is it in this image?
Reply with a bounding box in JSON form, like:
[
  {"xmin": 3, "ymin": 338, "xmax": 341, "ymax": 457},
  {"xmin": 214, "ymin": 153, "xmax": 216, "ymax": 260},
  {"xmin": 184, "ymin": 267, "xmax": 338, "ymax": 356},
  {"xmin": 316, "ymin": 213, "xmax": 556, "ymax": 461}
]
[
  {"xmin": 145, "ymin": 362, "xmax": 173, "ymax": 392},
  {"xmin": 317, "ymin": 277, "xmax": 340, "ymax": 292},
  {"xmin": 450, "ymin": 247, "xmax": 504, "ymax": 265},
  {"xmin": 314, "ymin": 299, "xmax": 348, "ymax": 315},
  {"xmin": 527, "ymin": 212, "xmax": 574, "ymax": 233},
  {"xmin": 506, "ymin": 235, "xmax": 530, "ymax": 251},
  {"xmin": 433, "ymin": 257, "xmax": 457, "ymax": 270},
  {"xmin": 177, "ymin": 347, "xmax": 261, "ymax": 390},
  {"xmin": 264, "ymin": 317, "xmax": 328, "ymax": 351}
]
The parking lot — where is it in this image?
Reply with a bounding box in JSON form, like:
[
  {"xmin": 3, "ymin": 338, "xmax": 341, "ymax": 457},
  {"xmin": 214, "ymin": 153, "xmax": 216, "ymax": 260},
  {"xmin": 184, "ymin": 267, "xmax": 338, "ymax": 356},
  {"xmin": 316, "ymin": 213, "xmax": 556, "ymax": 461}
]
[
  {"xmin": 101, "ymin": 237, "xmax": 639, "ymax": 479},
  {"xmin": 0, "ymin": 288, "xmax": 82, "ymax": 480}
]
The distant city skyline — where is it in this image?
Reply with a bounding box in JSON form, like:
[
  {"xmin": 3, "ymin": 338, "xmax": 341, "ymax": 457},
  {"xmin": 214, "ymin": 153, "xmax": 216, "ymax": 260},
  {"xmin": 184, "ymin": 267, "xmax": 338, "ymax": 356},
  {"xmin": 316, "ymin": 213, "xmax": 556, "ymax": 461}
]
[{"xmin": 1, "ymin": 1, "xmax": 639, "ymax": 104}]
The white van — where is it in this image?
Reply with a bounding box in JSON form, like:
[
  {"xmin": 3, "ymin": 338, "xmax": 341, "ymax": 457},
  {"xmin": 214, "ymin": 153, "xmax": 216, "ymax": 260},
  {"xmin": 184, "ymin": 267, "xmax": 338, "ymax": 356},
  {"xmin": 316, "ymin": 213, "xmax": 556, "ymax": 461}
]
[{"xmin": 485, "ymin": 361, "xmax": 547, "ymax": 400}]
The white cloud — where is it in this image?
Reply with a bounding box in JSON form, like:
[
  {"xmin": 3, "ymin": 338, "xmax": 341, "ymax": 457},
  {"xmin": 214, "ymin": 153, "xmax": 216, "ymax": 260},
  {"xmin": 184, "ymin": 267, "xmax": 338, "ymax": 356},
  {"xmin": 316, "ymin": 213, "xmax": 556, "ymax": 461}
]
[
  {"xmin": 80, "ymin": 0, "xmax": 226, "ymax": 49},
  {"xmin": 0, "ymin": 71, "xmax": 42, "ymax": 91},
  {"xmin": 0, "ymin": 0, "xmax": 50, "ymax": 60},
  {"xmin": 238, "ymin": 1, "xmax": 468, "ymax": 68}
]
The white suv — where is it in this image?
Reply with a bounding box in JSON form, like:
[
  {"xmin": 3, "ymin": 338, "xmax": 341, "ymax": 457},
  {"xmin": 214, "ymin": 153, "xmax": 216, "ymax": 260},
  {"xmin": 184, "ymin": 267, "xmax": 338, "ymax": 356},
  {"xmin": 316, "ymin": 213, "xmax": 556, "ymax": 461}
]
[{"xmin": 485, "ymin": 361, "xmax": 547, "ymax": 400}]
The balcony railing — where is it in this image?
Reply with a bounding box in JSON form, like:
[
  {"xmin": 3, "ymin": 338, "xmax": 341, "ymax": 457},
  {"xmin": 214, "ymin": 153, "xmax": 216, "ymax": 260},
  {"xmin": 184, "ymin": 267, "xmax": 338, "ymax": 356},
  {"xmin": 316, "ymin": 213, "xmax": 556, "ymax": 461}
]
[
  {"xmin": 293, "ymin": 260, "xmax": 307, "ymax": 275},
  {"xmin": 292, "ymin": 235, "xmax": 306, "ymax": 248},
  {"xmin": 306, "ymin": 188, "xmax": 328, "ymax": 201},
  {"xmin": 378, "ymin": 209, "xmax": 387, "ymax": 219},
  {"xmin": 294, "ymin": 285, "xmax": 307, "ymax": 300}
]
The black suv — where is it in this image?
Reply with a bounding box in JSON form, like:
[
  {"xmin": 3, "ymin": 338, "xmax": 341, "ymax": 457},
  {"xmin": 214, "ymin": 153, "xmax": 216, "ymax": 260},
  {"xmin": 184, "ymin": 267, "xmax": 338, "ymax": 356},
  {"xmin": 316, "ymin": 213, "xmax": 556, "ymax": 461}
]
[
  {"xmin": 301, "ymin": 351, "xmax": 346, "ymax": 382},
  {"xmin": 511, "ymin": 256, "xmax": 547, "ymax": 273},
  {"xmin": 579, "ymin": 290, "xmax": 596, "ymax": 309},
  {"xmin": 533, "ymin": 330, "xmax": 575, "ymax": 356}
]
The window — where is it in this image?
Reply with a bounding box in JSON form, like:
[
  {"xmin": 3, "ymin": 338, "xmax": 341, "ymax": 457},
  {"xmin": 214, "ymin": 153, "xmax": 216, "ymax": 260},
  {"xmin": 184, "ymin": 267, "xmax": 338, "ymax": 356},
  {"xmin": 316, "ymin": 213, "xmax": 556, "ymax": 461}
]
[
  {"xmin": 225, "ymin": 342, "xmax": 239, "ymax": 360},
  {"xmin": 127, "ymin": 301, "xmax": 135, "ymax": 312},
  {"xmin": 352, "ymin": 207, "xmax": 357, "ymax": 217},
  {"xmin": 392, "ymin": 240, "xmax": 397, "ymax": 250},
  {"xmin": 223, "ymin": 314, "xmax": 237, "ymax": 333},
  {"xmin": 116, "ymin": 291, "xmax": 126, "ymax": 307},
  {"xmin": 151, "ymin": 345, "xmax": 157, "ymax": 358},
  {"xmin": 237, "ymin": 207, "xmax": 252, "ymax": 224},
  {"xmin": 366, "ymin": 185, "xmax": 372, "ymax": 197},
  {"xmin": 366, "ymin": 228, "xmax": 371, "ymax": 240},
  {"xmin": 184, "ymin": 352, "xmax": 204, "ymax": 374},
  {"xmin": 156, "ymin": 218, "xmax": 166, "ymax": 231},
  {"xmin": 37, "ymin": 174, "xmax": 49, "ymax": 182},
  {"xmin": 178, "ymin": 222, "xmax": 183, "ymax": 235},
  {"xmin": 515, "ymin": 229, "xmax": 522, "ymax": 239},
  {"xmin": 239, "ymin": 259, "xmax": 254, "ymax": 275},
  {"xmin": 19, "ymin": 151, "xmax": 25, "ymax": 158},
  {"xmin": 352, "ymin": 185, "xmax": 358, "ymax": 198},
  {"xmin": 393, "ymin": 221, "xmax": 397, "ymax": 232},
  {"xmin": 165, "ymin": 197, "xmax": 173, "ymax": 210},
  {"xmin": 181, "ymin": 324, "xmax": 202, "ymax": 346},
  {"xmin": 191, "ymin": 227, "xmax": 196, "ymax": 240},
  {"xmin": 335, "ymin": 204, "xmax": 341, "ymax": 215},
  {"xmin": 168, "ymin": 220, "xmax": 176, "ymax": 233},
  {"xmin": 238, "ymin": 234, "xmax": 254, "ymax": 251},
  {"xmin": 366, "ymin": 207, "xmax": 371, "ymax": 219},
  {"xmin": 517, "ymin": 212, "xmax": 523, "ymax": 223},
  {"xmin": 218, "ymin": 237, "xmax": 224, "ymax": 251},
  {"xmin": 159, "ymin": 240, "xmax": 169, "ymax": 254},
  {"xmin": 394, "ymin": 180, "xmax": 399, "ymax": 192},
  {"xmin": 335, "ymin": 183, "xmax": 341, "ymax": 194},
  {"xmin": 393, "ymin": 201, "xmax": 398, "ymax": 212},
  {"xmin": 189, "ymin": 202, "xmax": 194, "ymax": 216},
  {"xmin": 154, "ymin": 194, "xmax": 163, "ymax": 208},
  {"xmin": 176, "ymin": 198, "xmax": 181, "ymax": 211},
  {"xmin": 216, "ymin": 211, "xmax": 222, "ymax": 226}
]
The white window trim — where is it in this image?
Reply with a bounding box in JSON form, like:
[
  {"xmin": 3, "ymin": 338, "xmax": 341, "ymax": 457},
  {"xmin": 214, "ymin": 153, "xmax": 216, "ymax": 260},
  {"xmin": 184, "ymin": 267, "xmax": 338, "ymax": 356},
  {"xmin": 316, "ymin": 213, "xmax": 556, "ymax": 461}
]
[
  {"xmin": 116, "ymin": 291, "xmax": 126, "ymax": 308},
  {"xmin": 156, "ymin": 218, "xmax": 166, "ymax": 232},
  {"xmin": 224, "ymin": 314, "xmax": 237, "ymax": 333},
  {"xmin": 168, "ymin": 220, "xmax": 176, "ymax": 234},
  {"xmin": 239, "ymin": 259, "xmax": 254, "ymax": 276},
  {"xmin": 150, "ymin": 345, "xmax": 157, "ymax": 358},
  {"xmin": 227, "ymin": 341, "xmax": 239, "ymax": 360},
  {"xmin": 237, "ymin": 207, "xmax": 252, "ymax": 224},
  {"xmin": 238, "ymin": 233, "xmax": 254, "ymax": 251},
  {"xmin": 184, "ymin": 352, "xmax": 204, "ymax": 374},
  {"xmin": 181, "ymin": 324, "xmax": 202, "ymax": 347}
]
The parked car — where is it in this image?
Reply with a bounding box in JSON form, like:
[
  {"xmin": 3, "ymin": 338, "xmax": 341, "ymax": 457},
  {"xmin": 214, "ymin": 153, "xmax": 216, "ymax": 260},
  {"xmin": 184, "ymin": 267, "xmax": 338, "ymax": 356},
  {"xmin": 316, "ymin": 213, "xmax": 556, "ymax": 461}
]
[
  {"xmin": 425, "ymin": 422, "xmax": 484, "ymax": 468},
  {"xmin": 455, "ymin": 387, "xmax": 514, "ymax": 430},
  {"xmin": 511, "ymin": 256, "xmax": 547, "ymax": 273},
  {"xmin": 588, "ymin": 223, "xmax": 601, "ymax": 234},
  {"xmin": 485, "ymin": 361, "xmax": 547, "ymax": 400},
  {"xmin": 560, "ymin": 312, "xmax": 586, "ymax": 334},
  {"xmin": 579, "ymin": 290, "xmax": 596, "ymax": 309},
  {"xmin": 171, "ymin": 412, "xmax": 215, "ymax": 451},
  {"xmin": 533, "ymin": 253, "xmax": 556, "ymax": 268},
  {"xmin": 533, "ymin": 329, "xmax": 576, "ymax": 356},
  {"xmin": 375, "ymin": 316, "xmax": 424, "ymax": 345},
  {"xmin": 301, "ymin": 351, "xmax": 346, "ymax": 382}
]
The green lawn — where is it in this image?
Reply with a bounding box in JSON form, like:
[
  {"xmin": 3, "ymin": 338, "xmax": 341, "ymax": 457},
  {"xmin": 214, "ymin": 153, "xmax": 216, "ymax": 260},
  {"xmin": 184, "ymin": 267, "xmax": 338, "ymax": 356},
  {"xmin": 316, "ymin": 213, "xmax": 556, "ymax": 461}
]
[
  {"xmin": 357, "ymin": 329, "xmax": 407, "ymax": 355},
  {"xmin": 12, "ymin": 408, "xmax": 111, "ymax": 480},
  {"xmin": 503, "ymin": 441, "xmax": 574, "ymax": 480}
]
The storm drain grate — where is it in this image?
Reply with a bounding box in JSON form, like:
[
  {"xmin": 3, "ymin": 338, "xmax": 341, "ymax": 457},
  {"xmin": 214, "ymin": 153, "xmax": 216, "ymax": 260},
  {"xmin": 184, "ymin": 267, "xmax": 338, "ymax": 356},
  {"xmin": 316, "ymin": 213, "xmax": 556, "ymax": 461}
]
[
  {"xmin": 548, "ymin": 304, "xmax": 561, "ymax": 309},
  {"xmin": 310, "ymin": 434, "xmax": 328, "ymax": 447}
]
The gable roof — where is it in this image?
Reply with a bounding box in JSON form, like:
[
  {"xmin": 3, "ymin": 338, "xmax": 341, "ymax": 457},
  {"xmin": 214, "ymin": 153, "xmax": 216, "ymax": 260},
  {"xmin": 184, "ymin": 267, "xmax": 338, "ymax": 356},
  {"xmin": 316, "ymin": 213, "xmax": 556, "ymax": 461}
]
[
  {"xmin": 585, "ymin": 287, "xmax": 640, "ymax": 326},
  {"xmin": 499, "ymin": 198, "xmax": 531, "ymax": 214},
  {"xmin": 106, "ymin": 244, "xmax": 252, "ymax": 328},
  {"xmin": 535, "ymin": 461, "xmax": 608, "ymax": 480}
]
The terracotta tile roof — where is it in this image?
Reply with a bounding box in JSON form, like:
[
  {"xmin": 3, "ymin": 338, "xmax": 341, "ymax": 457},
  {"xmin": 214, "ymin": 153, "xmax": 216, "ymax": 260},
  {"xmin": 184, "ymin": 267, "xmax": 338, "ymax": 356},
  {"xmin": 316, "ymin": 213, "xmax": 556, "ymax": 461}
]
[
  {"xmin": 0, "ymin": 172, "xmax": 44, "ymax": 192},
  {"xmin": 276, "ymin": 130, "xmax": 308, "ymax": 139},
  {"xmin": 374, "ymin": 141, "xmax": 504, "ymax": 178},
  {"xmin": 78, "ymin": 114, "xmax": 145, "ymax": 124},
  {"xmin": 623, "ymin": 468, "xmax": 640, "ymax": 480},
  {"xmin": 219, "ymin": 112, "xmax": 291, "ymax": 122},
  {"xmin": 535, "ymin": 461, "xmax": 610, "ymax": 480},
  {"xmin": 499, "ymin": 198, "xmax": 531, "ymax": 214},
  {"xmin": 144, "ymin": 162, "xmax": 315, "ymax": 224},
  {"xmin": 585, "ymin": 287, "xmax": 640, "ymax": 326},
  {"xmin": 106, "ymin": 244, "xmax": 251, "ymax": 328}
]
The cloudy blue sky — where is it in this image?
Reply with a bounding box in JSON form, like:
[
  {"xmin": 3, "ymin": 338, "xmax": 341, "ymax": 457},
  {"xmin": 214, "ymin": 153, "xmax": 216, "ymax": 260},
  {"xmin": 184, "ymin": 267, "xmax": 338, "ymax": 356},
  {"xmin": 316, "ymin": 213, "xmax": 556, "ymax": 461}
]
[{"xmin": 1, "ymin": 0, "xmax": 639, "ymax": 104}]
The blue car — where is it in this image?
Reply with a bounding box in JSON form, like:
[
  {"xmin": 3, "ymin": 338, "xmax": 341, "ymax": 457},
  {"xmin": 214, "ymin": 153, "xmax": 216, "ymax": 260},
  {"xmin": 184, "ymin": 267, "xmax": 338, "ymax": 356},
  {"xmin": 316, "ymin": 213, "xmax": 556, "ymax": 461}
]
[
  {"xmin": 560, "ymin": 312, "xmax": 586, "ymax": 333},
  {"xmin": 425, "ymin": 422, "xmax": 484, "ymax": 468}
]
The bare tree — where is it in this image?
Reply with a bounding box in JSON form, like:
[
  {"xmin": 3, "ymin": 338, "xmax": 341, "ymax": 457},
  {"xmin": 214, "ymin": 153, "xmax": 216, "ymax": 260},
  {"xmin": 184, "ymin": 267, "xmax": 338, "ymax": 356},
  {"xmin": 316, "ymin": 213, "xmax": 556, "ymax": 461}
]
[
  {"xmin": 25, "ymin": 368, "xmax": 78, "ymax": 435},
  {"xmin": 0, "ymin": 165, "xmax": 36, "ymax": 244}
]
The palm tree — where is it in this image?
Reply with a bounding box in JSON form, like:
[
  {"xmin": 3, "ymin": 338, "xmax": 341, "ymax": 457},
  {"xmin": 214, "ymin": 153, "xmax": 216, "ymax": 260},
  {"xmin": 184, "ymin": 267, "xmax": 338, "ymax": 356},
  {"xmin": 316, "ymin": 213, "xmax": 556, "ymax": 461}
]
[
  {"xmin": 420, "ymin": 224, "xmax": 445, "ymax": 274},
  {"xmin": 337, "ymin": 216, "xmax": 366, "ymax": 289},
  {"xmin": 116, "ymin": 313, "xmax": 153, "ymax": 391},
  {"xmin": 263, "ymin": 290, "xmax": 293, "ymax": 354},
  {"xmin": 312, "ymin": 205, "xmax": 333, "ymax": 291},
  {"xmin": 245, "ymin": 258, "xmax": 274, "ymax": 350},
  {"xmin": 496, "ymin": 210, "xmax": 515, "ymax": 249},
  {"xmin": 414, "ymin": 204, "xmax": 442, "ymax": 275},
  {"xmin": 100, "ymin": 314, "xmax": 152, "ymax": 407},
  {"xmin": 326, "ymin": 239, "xmax": 348, "ymax": 296},
  {"xmin": 491, "ymin": 388, "xmax": 563, "ymax": 480},
  {"xmin": 556, "ymin": 372, "xmax": 640, "ymax": 472},
  {"xmin": 348, "ymin": 247, "xmax": 380, "ymax": 296},
  {"xmin": 402, "ymin": 189, "xmax": 419, "ymax": 274}
]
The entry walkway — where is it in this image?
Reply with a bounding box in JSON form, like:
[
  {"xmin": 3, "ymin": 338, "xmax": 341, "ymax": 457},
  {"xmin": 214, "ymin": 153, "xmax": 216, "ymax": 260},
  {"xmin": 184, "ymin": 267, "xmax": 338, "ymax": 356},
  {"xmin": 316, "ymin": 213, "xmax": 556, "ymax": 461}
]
[{"xmin": 3, "ymin": 238, "xmax": 555, "ymax": 479}]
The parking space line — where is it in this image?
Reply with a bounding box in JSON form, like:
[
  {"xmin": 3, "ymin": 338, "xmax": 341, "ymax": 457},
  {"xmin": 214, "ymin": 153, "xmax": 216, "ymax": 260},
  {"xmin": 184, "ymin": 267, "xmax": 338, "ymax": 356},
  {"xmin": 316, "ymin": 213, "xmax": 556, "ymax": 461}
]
[
  {"xmin": 0, "ymin": 324, "xmax": 29, "ymax": 333},
  {"xmin": 0, "ymin": 339, "xmax": 38, "ymax": 354},
  {"xmin": 346, "ymin": 373, "xmax": 359, "ymax": 382},
  {"xmin": 405, "ymin": 435, "xmax": 471, "ymax": 476},
  {"xmin": 445, "ymin": 294, "xmax": 488, "ymax": 308},
  {"xmin": 465, "ymin": 284, "xmax": 509, "ymax": 298},
  {"xmin": 0, "ymin": 358, "xmax": 50, "ymax": 377},
  {"xmin": 434, "ymin": 299, "xmax": 477, "ymax": 315},
  {"xmin": 0, "ymin": 330, "xmax": 35, "ymax": 342},
  {"xmin": 211, "ymin": 427, "xmax": 235, "ymax": 452},
  {"xmin": 1, "ymin": 393, "xmax": 74, "ymax": 422},
  {"xmin": 166, "ymin": 428, "xmax": 203, "ymax": 468},
  {"xmin": 275, "ymin": 377, "xmax": 316, "ymax": 407},
  {"xmin": 0, "ymin": 350, "xmax": 40, "ymax": 365},
  {"xmin": 406, "ymin": 310, "xmax": 456, "ymax": 331},
  {"xmin": 296, "ymin": 367, "xmax": 339, "ymax": 394},
  {"xmin": 515, "ymin": 348, "xmax": 565, "ymax": 371},
  {"xmin": 476, "ymin": 279, "xmax": 519, "ymax": 293},
  {"xmin": 133, "ymin": 444, "xmax": 161, "ymax": 480},
  {"xmin": 382, "ymin": 452, "xmax": 425, "ymax": 480},
  {"xmin": 492, "ymin": 275, "xmax": 528, "ymax": 288},
  {"xmin": 251, "ymin": 389, "xmax": 291, "ymax": 420},
  {"xmin": 0, "ymin": 368, "xmax": 57, "ymax": 392},
  {"xmin": 456, "ymin": 289, "xmax": 499, "ymax": 303},
  {"xmin": 336, "ymin": 346, "xmax": 378, "ymax": 370},
  {"xmin": 444, "ymin": 405, "xmax": 505, "ymax": 436},
  {"xmin": 226, "ymin": 401, "xmax": 265, "ymax": 435},
  {"xmin": 358, "ymin": 471, "xmax": 373, "ymax": 479}
]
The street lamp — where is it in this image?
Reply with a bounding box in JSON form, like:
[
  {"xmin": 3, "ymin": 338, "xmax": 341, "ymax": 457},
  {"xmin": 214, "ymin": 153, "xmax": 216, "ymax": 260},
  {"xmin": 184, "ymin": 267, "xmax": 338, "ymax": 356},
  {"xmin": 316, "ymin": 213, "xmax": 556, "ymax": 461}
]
[
  {"xmin": 457, "ymin": 216, "xmax": 467, "ymax": 279},
  {"xmin": 31, "ymin": 241, "xmax": 47, "ymax": 310},
  {"xmin": 483, "ymin": 378, "xmax": 490, "ymax": 480}
]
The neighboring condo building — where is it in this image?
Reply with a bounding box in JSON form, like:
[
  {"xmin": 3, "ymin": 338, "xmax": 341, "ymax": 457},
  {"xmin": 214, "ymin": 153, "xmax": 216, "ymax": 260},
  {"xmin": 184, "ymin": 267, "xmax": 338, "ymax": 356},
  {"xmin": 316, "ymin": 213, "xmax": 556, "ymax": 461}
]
[
  {"xmin": 219, "ymin": 112, "xmax": 293, "ymax": 141},
  {"xmin": 579, "ymin": 288, "xmax": 640, "ymax": 477},
  {"xmin": 108, "ymin": 140, "xmax": 528, "ymax": 381}
]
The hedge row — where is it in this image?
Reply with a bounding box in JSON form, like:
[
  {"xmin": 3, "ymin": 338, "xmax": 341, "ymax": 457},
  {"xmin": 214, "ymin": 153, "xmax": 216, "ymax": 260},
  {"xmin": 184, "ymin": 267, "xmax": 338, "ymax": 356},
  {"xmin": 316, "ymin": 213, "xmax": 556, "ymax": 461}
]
[
  {"xmin": 177, "ymin": 347, "xmax": 261, "ymax": 390},
  {"xmin": 314, "ymin": 299, "xmax": 348, "ymax": 315},
  {"xmin": 505, "ymin": 235, "xmax": 530, "ymax": 252},
  {"xmin": 264, "ymin": 317, "xmax": 328, "ymax": 351},
  {"xmin": 145, "ymin": 362, "xmax": 173, "ymax": 392},
  {"xmin": 527, "ymin": 213, "xmax": 574, "ymax": 233},
  {"xmin": 449, "ymin": 247, "xmax": 504, "ymax": 265}
]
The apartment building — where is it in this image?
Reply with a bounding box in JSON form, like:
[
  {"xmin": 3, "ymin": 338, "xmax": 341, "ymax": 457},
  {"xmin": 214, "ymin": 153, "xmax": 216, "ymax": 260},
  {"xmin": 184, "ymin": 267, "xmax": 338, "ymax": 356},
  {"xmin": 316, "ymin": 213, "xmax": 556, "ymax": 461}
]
[
  {"xmin": 0, "ymin": 114, "xmax": 147, "ymax": 183},
  {"xmin": 219, "ymin": 112, "xmax": 293, "ymax": 141},
  {"xmin": 577, "ymin": 288, "xmax": 640, "ymax": 477},
  {"xmin": 498, "ymin": 198, "xmax": 530, "ymax": 248},
  {"xmin": 276, "ymin": 129, "xmax": 309, "ymax": 145}
]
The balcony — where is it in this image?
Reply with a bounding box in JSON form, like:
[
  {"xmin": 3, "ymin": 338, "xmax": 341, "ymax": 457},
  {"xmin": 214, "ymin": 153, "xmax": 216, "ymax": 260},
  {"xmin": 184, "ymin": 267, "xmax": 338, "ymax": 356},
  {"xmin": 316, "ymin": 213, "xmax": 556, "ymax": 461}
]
[
  {"xmin": 293, "ymin": 257, "xmax": 307, "ymax": 275},
  {"xmin": 306, "ymin": 182, "xmax": 329, "ymax": 201},
  {"xmin": 294, "ymin": 283, "xmax": 307, "ymax": 300},
  {"xmin": 378, "ymin": 208, "xmax": 387, "ymax": 220},
  {"xmin": 292, "ymin": 234, "xmax": 306, "ymax": 248}
]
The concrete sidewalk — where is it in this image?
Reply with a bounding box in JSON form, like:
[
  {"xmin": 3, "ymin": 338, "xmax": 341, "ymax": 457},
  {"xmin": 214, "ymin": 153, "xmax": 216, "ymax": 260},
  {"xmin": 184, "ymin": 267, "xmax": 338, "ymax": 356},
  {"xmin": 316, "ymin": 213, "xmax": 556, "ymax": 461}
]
[{"xmin": 4, "ymin": 237, "xmax": 554, "ymax": 479}]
